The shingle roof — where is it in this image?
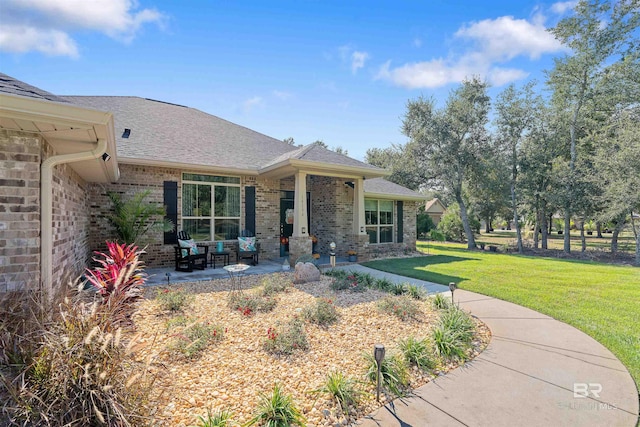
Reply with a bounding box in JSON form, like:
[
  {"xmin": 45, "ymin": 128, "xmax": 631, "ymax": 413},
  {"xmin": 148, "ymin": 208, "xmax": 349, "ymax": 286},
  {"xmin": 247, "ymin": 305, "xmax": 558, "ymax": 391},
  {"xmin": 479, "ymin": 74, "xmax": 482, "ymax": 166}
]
[
  {"xmin": 364, "ymin": 177, "xmax": 427, "ymax": 200},
  {"xmin": 261, "ymin": 143, "xmax": 383, "ymax": 172},
  {"xmin": 0, "ymin": 73, "xmax": 70, "ymax": 104},
  {"xmin": 64, "ymin": 96, "xmax": 299, "ymax": 171}
]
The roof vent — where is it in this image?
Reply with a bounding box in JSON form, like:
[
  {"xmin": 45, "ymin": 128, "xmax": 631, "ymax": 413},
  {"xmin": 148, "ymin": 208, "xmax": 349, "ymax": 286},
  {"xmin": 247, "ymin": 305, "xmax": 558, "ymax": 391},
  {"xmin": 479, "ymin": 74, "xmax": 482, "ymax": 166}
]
[{"xmin": 122, "ymin": 128, "xmax": 131, "ymax": 138}]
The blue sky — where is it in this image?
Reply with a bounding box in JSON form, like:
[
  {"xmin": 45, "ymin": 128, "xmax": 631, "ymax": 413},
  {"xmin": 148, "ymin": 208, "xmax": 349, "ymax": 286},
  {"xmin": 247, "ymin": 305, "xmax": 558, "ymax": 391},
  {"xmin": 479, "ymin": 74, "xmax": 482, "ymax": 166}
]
[{"xmin": 0, "ymin": 0, "xmax": 575, "ymax": 160}]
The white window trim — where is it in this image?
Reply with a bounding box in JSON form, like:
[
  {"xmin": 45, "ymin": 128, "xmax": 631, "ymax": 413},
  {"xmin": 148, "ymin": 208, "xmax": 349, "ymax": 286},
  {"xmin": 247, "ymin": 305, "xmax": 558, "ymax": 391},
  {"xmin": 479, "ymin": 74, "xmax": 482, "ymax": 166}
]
[
  {"xmin": 365, "ymin": 199, "xmax": 395, "ymax": 244},
  {"xmin": 181, "ymin": 173, "xmax": 241, "ymax": 241}
]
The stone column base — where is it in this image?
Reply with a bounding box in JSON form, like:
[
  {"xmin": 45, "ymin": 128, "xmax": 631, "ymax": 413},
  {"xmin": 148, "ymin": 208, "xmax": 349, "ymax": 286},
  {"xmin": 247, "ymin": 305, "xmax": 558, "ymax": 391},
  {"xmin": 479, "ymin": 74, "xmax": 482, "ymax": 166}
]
[
  {"xmin": 288, "ymin": 236, "xmax": 313, "ymax": 267},
  {"xmin": 350, "ymin": 234, "xmax": 370, "ymax": 262}
]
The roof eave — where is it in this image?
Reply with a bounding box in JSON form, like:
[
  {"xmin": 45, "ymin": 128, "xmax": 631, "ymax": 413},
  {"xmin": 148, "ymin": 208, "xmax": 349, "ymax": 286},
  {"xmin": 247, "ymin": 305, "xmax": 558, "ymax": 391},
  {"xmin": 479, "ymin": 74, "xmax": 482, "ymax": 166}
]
[
  {"xmin": 364, "ymin": 191, "xmax": 428, "ymax": 201},
  {"xmin": 118, "ymin": 157, "xmax": 260, "ymax": 176}
]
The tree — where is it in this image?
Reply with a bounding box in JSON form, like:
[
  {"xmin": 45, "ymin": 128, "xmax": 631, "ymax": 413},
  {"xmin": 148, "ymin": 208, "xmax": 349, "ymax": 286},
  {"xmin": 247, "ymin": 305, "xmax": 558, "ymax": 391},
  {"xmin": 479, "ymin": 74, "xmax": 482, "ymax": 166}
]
[
  {"xmin": 546, "ymin": 0, "xmax": 640, "ymax": 253},
  {"xmin": 402, "ymin": 77, "xmax": 491, "ymax": 249},
  {"xmin": 106, "ymin": 190, "xmax": 174, "ymax": 244},
  {"xmin": 494, "ymin": 82, "xmax": 540, "ymax": 253},
  {"xmin": 595, "ymin": 108, "xmax": 640, "ymax": 264},
  {"xmin": 365, "ymin": 144, "xmax": 424, "ymax": 190},
  {"xmin": 468, "ymin": 148, "xmax": 510, "ymax": 233},
  {"xmin": 283, "ymin": 137, "xmax": 295, "ymax": 145}
]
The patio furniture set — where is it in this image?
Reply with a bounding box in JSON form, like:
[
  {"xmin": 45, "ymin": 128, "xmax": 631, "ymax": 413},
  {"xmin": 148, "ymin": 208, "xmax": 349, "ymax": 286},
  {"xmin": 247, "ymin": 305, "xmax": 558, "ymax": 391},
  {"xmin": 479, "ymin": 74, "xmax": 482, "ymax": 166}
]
[{"xmin": 174, "ymin": 230, "xmax": 260, "ymax": 272}]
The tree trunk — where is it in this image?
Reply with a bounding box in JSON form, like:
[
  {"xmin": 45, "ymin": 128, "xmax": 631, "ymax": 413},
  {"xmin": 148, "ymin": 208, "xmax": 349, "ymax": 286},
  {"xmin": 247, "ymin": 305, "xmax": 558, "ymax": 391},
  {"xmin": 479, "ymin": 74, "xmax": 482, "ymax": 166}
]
[
  {"xmin": 564, "ymin": 210, "xmax": 571, "ymax": 253},
  {"xmin": 541, "ymin": 201, "xmax": 548, "ymax": 250},
  {"xmin": 511, "ymin": 183, "xmax": 523, "ymax": 254},
  {"xmin": 580, "ymin": 220, "xmax": 586, "ymax": 252},
  {"xmin": 596, "ymin": 221, "xmax": 603, "ymax": 238},
  {"xmin": 485, "ymin": 217, "xmax": 491, "ymax": 233},
  {"xmin": 533, "ymin": 199, "xmax": 540, "ymax": 249},
  {"xmin": 631, "ymin": 211, "xmax": 639, "ymax": 266},
  {"xmin": 548, "ymin": 213, "xmax": 553, "ymax": 235},
  {"xmin": 611, "ymin": 221, "xmax": 624, "ymax": 254},
  {"xmin": 455, "ymin": 192, "xmax": 477, "ymax": 249}
]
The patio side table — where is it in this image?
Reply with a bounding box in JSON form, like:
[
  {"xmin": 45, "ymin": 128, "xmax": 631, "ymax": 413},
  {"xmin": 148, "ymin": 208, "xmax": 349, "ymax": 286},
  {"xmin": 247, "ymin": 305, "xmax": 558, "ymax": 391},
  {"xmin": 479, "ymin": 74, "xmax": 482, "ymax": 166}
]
[
  {"xmin": 223, "ymin": 264, "xmax": 250, "ymax": 297},
  {"xmin": 210, "ymin": 251, "xmax": 230, "ymax": 268}
]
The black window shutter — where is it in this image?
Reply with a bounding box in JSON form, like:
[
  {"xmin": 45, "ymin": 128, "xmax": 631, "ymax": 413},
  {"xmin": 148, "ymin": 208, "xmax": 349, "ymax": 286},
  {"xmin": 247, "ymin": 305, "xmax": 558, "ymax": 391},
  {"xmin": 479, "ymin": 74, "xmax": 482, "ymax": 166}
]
[
  {"xmin": 245, "ymin": 186, "xmax": 256, "ymax": 235},
  {"xmin": 164, "ymin": 181, "xmax": 178, "ymax": 244},
  {"xmin": 397, "ymin": 201, "xmax": 404, "ymax": 243}
]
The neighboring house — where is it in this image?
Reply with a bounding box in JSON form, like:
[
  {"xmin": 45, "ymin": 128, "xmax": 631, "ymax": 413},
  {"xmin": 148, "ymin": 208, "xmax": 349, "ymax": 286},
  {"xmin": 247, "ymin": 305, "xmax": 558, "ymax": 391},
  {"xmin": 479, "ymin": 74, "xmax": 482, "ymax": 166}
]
[
  {"xmin": 0, "ymin": 73, "xmax": 426, "ymax": 296},
  {"xmin": 424, "ymin": 198, "xmax": 446, "ymax": 226}
]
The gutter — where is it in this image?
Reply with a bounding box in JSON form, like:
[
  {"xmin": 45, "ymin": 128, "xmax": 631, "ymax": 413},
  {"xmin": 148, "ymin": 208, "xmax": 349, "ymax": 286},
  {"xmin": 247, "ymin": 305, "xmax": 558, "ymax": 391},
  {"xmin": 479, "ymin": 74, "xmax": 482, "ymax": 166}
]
[{"xmin": 40, "ymin": 138, "xmax": 108, "ymax": 297}]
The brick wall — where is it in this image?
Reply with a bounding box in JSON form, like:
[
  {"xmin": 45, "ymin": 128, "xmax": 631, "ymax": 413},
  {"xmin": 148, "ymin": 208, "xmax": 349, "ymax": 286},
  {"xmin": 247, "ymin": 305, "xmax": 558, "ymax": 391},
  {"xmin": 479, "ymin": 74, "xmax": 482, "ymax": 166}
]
[
  {"xmin": 47, "ymin": 142, "xmax": 92, "ymax": 293},
  {"xmin": 0, "ymin": 130, "xmax": 41, "ymax": 292},
  {"xmin": 87, "ymin": 163, "xmax": 181, "ymax": 267},
  {"xmin": 310, "ymin": 176, "xmax": 354, "ymax": 257}
]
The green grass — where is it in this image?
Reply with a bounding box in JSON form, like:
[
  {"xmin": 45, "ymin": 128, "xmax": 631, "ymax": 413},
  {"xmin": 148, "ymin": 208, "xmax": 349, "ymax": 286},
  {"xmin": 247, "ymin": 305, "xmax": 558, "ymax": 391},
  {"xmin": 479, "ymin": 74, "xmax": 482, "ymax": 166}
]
[{"xmin": 363, "ymin": 242, "xmax": 640, "ymax": 390}]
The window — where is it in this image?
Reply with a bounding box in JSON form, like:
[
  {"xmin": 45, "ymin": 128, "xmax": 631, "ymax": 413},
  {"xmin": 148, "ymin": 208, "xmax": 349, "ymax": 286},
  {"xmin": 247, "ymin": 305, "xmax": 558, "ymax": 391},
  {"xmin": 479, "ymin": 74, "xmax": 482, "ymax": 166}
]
[
  {"xmin": 182, "ymin": 173, "xmax": 241, "ymax": 241},
  {"xmin": 365, "ymin": 199, "xmax": 394, "ymax": 243}
]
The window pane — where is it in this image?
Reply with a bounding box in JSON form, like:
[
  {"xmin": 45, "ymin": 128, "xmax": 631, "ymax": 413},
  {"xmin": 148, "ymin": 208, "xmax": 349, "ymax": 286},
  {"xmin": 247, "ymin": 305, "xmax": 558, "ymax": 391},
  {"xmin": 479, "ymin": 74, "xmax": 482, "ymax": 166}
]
[
  {"xmin": 182, "ymin": 184, "xmax": 210, "ymax": 217},
  {"xmin": 198, "ymin": 185, "xmax": 211, "ymax": 216},
  {"xmin": 379, "ymin": 200, "xmax": 393, "ymax": 212},
  {"xmin": 183, "ymin": 219, "xmax": 210, "ymax": 241},
  {"xmin": 365, "ymin": 199, "xmax": 378, "ymax": 211},
  {"xmin": 182, "ymin": 183, "xmax": 196, "ymax": 217},
  {"xmin": 380, "ymin": 211, "xmax": 393, "ymax": 225},
  {"xmin": 183, "ymin": 173, "xmax": 240, "ymax": 184},
  {"xmin": 380, "ymin": 226, "xmax": 393, "ymax": 243},
  {"xmin": 215, "ymin": 186, "xmax": 240, "ymax": 217},
  {"xmin": 366, "ymin": 227, "xmax": 378, "ymax": 244},
  {"xmin": 215, "ymin": 219, "xmax": 240, "ymax": 240}
]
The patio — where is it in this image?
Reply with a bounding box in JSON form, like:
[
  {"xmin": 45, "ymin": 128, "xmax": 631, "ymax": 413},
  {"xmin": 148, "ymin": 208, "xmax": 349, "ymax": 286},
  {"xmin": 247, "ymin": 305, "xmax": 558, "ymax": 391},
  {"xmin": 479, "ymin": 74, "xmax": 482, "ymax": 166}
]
[{"xmin": 145, "ymin": 255, "xmax": 352, "ymax": 286}]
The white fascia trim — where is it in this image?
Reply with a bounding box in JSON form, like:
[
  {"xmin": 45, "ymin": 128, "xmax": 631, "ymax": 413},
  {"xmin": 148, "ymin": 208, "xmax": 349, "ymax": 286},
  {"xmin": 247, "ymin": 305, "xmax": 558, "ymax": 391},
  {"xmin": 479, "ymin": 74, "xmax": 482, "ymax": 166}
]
[
  {"xmin": 364, "ymin": 192, "xmax": 428, "ymax": 201},
  {"xmin": 117, "ymin": 157, "xmax": 259, "ymax": 176}
]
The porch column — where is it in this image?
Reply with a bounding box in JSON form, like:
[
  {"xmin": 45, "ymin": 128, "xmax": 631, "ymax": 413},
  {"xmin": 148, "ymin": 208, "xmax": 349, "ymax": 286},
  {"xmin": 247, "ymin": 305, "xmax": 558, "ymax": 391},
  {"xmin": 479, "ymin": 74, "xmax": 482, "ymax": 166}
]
[
  {"xmin": 292, "ymin": 171, "xmax": 308, "ymax": 237},
  {"xmin": 353, "ymin": 178, "xmax": 366, "ymax": 235}
]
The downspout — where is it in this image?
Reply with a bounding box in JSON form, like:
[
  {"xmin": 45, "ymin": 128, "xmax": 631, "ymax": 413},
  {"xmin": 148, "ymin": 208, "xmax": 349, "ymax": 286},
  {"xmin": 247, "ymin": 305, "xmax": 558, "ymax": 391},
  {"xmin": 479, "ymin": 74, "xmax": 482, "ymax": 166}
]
[{"xmin": 40, "ymin": 138, "xmax": 107, "ymax": 298}]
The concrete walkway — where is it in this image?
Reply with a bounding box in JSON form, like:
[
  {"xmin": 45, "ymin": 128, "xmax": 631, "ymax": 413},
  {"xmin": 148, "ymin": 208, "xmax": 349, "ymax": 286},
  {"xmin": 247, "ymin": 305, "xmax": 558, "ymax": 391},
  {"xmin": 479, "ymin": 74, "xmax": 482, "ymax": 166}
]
[{"xmin": 333, "ymin": 266, "xmax": 640, "ymax": 427}]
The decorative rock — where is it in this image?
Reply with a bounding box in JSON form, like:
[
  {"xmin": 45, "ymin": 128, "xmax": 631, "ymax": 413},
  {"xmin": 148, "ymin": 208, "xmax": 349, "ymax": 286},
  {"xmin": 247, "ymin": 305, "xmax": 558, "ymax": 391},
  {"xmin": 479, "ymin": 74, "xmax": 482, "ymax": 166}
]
[{"xmin": 293, "ymin": 262, "xmax": 321, "ymax": 284}]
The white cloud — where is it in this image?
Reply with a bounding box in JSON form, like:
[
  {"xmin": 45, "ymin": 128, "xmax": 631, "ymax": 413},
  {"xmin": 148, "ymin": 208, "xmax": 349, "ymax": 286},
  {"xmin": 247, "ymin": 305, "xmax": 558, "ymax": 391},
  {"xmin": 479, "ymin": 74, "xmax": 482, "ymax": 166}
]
[
  {"xmin": 455, "ymin": 15, "xmax": 563, "ymax": 60},
  {"xmin": 377, "ymin": 13, "xmax": 564, "ymax": 89},
  {"xmin": 243, "ymin": 96, "xmax": 264, "ymax": 112},
  {"xmin": 351, "ymin": 51, "xmax": 369, "ymax": 74},
  {"xmin": 0, "ymin": 0, "xmax": 165, "ymax": 57},
  {"xmin": 0, "ymin": 24, "xmax": 79, "ymax": 57},
  {"xmin": 551, "ymin": 1, "xmax": 577, "ymax": 15}
]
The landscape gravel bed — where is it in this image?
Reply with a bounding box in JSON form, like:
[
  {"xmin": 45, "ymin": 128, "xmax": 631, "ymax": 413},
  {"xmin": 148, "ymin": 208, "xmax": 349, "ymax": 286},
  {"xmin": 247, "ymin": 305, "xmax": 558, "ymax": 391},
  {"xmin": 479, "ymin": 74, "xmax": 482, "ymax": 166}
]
[{"xmin": 133, "ymin": 272, "xmax": 491, "ymax": 426}]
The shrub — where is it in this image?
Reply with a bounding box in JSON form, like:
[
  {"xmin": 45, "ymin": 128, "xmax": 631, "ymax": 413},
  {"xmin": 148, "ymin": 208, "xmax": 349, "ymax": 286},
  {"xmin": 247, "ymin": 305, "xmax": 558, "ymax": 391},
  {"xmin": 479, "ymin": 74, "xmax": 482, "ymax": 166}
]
[
  {"xmin": 106, "ymin": 189, "xmax": 174, "ymax": 244},
  {"xmin": 377, "ymin": 295, "xmax": 421, "ymax": 321},
  {"xmin": 428, "ymin": 229, "xmax": 446, "ymax": 242},
  {"xmin": 398, "ymin": 336, "xmax": 435, "ymax": 371},
  {"xmin": 390, "ymin": 283, "xmax": 406, "ymax": 296},
  {"xmin": 156, "ymin": 288, "xmax": 192, "ymax": 311},
  {"xmin": 373, "ymin": 277, "xmax": 394, "ymax": 292},
  {"xmin": 323, "ymin": 269, "xmax": 347, "ymax": 279},
  {"xmin": 438, "ymin": 307, "xmax": 474, "ymax": 343},
  {"xmin": 364, "ymin": 352, "xmax": 409, "ymax": 397},
  {"xmin": 330, "ymin": 273, "xmax": 367, "ymax": 292},
  {"xmin": 352, "ymin": 271, "xmax": 375, "ymax": 288},
  {"xmin": 264, "ymin": 317, "xmax": 309, "ymax": 355},
  {"xmin": 165, "ymin": 315, "xmax": 190, "ymax": 329},
  {"xmin": 84, "ymin": 241, "xmax": 146, "ymax": 305},
  {"xmin": 246, "ymin": 383, "xmax": 306, "ymax": 426},
  {"xmin": 432, "ymin": 307, "xmax": 475, "ymax": 361},
  {"xmin": 0, "ymin": 292, "xmax": 156, "ymax": 425},
  {"xmin": 312, "ymin": 371, "xmax": 360, "ymax": 414},
  {"xmin": 173, "ymin": 322, "xmax": 224, "ymax": 358},
  {"xmin": 195, "ymin": 409, "xmax": 236, "ymax": 427},
  {"xmin": 303, "ymin": 297, "xmax": 339, "ymax": 326},
  {"xmin": 405, "ymin": 284, "xmax": 425, "ymax": 300},
  {"xmin": 228, "ymin": 292, "xmax": 277, "ymax": 316},
  {"xmin": 430, "ymin": 293, "xmax": 451, "ymax": 310},
  {"xmin": 261, "ymin": 275, "xmax": 291, "ymax": 296}
]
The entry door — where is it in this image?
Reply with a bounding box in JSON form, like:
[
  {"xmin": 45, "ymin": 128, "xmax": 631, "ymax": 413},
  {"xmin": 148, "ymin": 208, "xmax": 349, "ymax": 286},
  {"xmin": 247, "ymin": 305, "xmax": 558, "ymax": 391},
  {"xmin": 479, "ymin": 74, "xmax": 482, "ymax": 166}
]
[{"xmin": 280, "ymin": 191, "xmax": 310, "ymax": 256}]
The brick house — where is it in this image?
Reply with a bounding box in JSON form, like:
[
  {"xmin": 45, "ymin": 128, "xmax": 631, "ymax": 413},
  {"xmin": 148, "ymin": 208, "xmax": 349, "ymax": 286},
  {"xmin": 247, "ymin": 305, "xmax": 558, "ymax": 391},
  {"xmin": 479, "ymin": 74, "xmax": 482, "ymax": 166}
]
[{"xmin": 0, "ymin": 73, "xmax": 426, "ymax": 296}]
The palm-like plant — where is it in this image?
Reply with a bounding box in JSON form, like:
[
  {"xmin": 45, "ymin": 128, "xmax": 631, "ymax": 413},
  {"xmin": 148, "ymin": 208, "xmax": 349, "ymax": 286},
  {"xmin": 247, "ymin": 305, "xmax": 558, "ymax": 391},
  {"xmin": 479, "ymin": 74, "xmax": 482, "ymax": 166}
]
[{"xmin": 106, "ymin": 190, "xmax": 174, "ymax": 244}]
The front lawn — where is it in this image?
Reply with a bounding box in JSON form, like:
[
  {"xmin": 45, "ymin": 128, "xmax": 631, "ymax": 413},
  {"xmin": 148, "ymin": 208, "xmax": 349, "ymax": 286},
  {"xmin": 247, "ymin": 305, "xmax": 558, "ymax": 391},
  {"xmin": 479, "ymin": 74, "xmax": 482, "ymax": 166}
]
[{"xmin": 363, "ymin": 242, "xmax": 640, "ymax": 389}]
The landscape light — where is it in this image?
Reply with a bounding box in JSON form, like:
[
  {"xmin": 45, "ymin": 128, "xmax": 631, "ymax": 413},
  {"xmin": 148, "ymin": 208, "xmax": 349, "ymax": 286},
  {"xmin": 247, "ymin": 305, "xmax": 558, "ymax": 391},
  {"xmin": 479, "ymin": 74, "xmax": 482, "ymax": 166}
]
[{"xmin": 374, "ymin": 344, "xmax": 385, "ymax": 402}]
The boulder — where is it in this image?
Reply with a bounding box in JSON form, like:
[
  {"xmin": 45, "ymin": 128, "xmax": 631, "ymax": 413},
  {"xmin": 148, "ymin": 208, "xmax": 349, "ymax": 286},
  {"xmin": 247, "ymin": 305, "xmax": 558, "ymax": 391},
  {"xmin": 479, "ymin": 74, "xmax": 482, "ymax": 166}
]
[{"xmin": 293, "ymin": 262, "xmax": 320, "ymax": 284}]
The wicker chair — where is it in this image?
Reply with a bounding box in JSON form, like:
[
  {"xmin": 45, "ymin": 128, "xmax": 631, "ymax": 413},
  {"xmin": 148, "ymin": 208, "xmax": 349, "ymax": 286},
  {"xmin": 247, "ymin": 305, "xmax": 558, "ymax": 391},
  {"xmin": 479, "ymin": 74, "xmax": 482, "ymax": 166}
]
[{"xmin": 235, "ymin": 230, "xmax": 260, "ymax": 265}]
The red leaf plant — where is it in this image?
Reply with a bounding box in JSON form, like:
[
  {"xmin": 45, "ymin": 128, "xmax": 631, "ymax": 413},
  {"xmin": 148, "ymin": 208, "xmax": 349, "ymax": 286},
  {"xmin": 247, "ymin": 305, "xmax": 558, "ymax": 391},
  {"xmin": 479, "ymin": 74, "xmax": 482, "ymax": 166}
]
[{"xmin": 85, "ymin": 241, "xmax": 147, "ymax": 304}]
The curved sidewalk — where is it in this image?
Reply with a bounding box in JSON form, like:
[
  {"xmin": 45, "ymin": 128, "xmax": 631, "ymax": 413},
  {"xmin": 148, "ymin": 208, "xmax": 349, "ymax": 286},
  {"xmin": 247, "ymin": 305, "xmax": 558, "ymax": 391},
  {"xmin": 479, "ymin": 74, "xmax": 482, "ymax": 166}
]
[{"xmin": 345, "ymin": 267, "xmax": 639, "ymax": 427}]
